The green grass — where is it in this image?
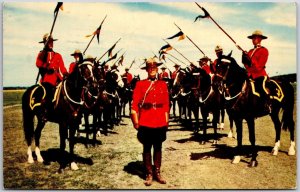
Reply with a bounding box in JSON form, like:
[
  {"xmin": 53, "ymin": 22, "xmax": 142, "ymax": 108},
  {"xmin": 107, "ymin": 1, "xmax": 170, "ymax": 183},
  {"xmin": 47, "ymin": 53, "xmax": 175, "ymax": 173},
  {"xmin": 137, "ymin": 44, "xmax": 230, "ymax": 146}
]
[{"xmin": 3, "ymin": 90, "xmax": 25, "ymax": 106}]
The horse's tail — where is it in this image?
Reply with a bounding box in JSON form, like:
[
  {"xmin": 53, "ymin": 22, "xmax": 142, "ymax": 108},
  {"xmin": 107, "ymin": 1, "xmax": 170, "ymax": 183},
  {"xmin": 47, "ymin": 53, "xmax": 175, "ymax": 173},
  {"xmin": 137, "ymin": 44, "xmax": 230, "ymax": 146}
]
[
  {"xmin": 22, "ymin": 88, "xmax": 35, "ymax": 146},
  {"xmin": 281, "ymin": 82, "xmax": 295, "ymax": 131}
]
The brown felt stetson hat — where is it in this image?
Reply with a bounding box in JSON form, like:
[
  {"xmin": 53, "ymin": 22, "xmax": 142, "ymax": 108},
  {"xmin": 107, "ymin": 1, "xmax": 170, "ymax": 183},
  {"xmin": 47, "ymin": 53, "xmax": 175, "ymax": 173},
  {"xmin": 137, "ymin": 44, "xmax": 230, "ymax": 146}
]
[
  {"xmin": 173, "ymin": 63, "xmax": 180, "ymax": 68},
  {"xmin": 39, "ymin": 33, "xmax": 58, "ymax": 43},
  {"xmin": 70, "ymin": 49, "xmax": 82, "ymax": 56},
  {"xmin": 247, "ymin": 30, "xmax": 268, "ymax": 39},
  {"xmin": 198, "ymin": 56, "xmax": 209, "ymax": 62},
  {"xmin": 141, "ymin": 57, "xmax": 163, "ymax": 70}
]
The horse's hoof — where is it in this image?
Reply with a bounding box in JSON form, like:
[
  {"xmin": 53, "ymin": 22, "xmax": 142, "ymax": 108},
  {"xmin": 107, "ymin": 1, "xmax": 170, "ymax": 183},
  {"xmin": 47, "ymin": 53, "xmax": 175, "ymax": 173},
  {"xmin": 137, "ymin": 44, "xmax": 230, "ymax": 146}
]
[
  {"xmin": 272, "ymin": 149, "xmax": 278, "ymax": 156},
  {"xmin": 200, "ymin": 141, "xmax": 206, "ymax": 145},
  {"xmin": 288, "ymin": 148, "xmax": 296, "ymax": 156},
  {"xmin": 37, "ymin": 156, "xmax": 44, "ymax": 163},
  {"xmin": 227, "ymin": 131, "xmax": 233, "ymax": 138},
  {"xmin": 248, "ymin": 160, "xmax": 258, "ymax": 167},
  {"xmin": 28, "ymin": 157, "xmax": 34, "ymax": 164},
  {"xmin": 71, "ymin": 162, "xmax": 79, "ymax": 171},
  {"xmin": 232, "ymin": 156, "xmax": 241, "ymax": 164},
  {"xmin": 212, "ymin": 140, "xmax": 218, "ymax": 145}
]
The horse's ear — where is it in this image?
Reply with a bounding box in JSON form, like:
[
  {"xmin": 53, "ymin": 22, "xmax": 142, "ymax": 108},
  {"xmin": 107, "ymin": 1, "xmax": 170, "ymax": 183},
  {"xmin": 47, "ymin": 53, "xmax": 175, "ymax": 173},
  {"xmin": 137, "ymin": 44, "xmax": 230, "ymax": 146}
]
[{"xmin": 227, "ymin": 50, "xmax": 233, "ymax": 57}]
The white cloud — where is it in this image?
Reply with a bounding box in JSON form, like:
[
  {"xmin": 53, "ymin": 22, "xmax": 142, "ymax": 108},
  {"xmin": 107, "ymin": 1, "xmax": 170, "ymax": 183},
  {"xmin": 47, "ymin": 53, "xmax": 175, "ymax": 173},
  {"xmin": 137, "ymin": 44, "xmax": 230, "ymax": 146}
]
[
  {"xmin": 3, "ymin": 2, "xmax": 297, "ymax": 86},
  {"xmin": 259, "ymin": 3, "xmax": 296, "ymax": 28}
]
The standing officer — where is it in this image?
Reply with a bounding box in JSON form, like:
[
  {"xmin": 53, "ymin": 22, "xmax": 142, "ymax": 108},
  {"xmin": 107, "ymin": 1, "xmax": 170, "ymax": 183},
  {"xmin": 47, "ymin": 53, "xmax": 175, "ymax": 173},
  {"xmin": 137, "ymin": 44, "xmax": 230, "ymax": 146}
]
[
  {"xmin": 36, "ymin": 33, "xmax": 68, "ymax": 122},
  {"xmin": 242, "ymin": 30, "xmax": 270, "ymax": 113},
  {"xmin": 131, "ymin": 57, "xmax": 169, "ymax": 186}
]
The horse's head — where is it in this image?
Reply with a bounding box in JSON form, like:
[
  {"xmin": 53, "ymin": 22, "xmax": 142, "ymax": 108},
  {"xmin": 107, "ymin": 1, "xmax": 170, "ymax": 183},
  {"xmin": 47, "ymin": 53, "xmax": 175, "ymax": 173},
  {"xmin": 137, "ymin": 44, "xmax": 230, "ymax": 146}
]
[
  {"xmin": 213, "ymin": 53, "xmax": 247, "ymax": 92},
  {"xmin": 106, "ymin": 69, "xmax": 124, "ymax": 89},
  {"xmin": 130, "ymin": 75, "xmax": 140, "ymax": 90},
  {"xmin": 173, "ymin": 69, "xmax": 186, "ymax": 87}
]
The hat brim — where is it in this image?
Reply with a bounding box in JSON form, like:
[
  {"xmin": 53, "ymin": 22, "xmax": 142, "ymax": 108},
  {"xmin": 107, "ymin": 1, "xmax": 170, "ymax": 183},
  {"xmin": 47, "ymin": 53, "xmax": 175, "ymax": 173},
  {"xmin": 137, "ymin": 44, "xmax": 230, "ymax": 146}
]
[
  {"xmin": 71, "ymin": 53, "xmax": 82, "ymax": 56},
  {"xmin": 39, "ymin": 39, "xmax": 58, "ymax": 43},
  {"xmin": 141, "ymin": 62, "xmax": 163, "ymax": 70},
  {"xmin": 247, "ymin": 35, "xmax": 267, "ymax": 39}
]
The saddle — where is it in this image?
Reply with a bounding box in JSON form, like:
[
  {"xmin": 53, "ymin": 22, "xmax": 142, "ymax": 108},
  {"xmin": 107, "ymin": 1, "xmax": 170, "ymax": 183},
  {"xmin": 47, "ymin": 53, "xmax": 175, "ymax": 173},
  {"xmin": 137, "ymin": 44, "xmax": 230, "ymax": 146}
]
[
  {"xmin": 29, "ymin": 82, "xmax": 63, "ymax": 110},
  {"xmin": 250, "ymin": 79, "xmax": 284, "ymax": 102}
]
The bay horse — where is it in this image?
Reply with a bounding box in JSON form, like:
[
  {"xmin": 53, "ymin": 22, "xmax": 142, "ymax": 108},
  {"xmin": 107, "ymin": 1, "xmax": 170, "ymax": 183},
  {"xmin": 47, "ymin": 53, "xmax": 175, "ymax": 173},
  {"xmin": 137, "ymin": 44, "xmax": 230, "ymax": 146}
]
[
  {"xmin": 120, "ymin": 75, "xmax": 140, "ymax": 117},
  {"xmin": 170, "ymin": 69, "xmax": 188, "ymax": 121},
  {"xmin": 22, "ymin": 62, "xmax": 95, "ymax": 171},
  {"xmin": 214, "ymin": 54, "xmax": 295, "ymax": 167}
]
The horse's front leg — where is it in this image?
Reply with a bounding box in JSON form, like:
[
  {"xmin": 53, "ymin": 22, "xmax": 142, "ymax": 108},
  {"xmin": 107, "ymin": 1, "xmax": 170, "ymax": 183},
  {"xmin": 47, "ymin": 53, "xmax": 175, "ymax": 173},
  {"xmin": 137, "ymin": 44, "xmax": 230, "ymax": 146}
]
[
  {"xmin": 68, "ymin": 123, "xmax": 79, "ymax": 171},
  {"xmin": 200, "ymin": 109, "xmax": 208, "ymax": 145},
  {"xmin": 212, "ymin": 109, "xmax": 220, "ymax": 145},
  {"xmin": 247, "ymin": 117, "xmax": 258, "ymax": 167},
  {"xmin": 34, "ymin": 120, "xmax": 46, "ymax": 163},
  {"xmin": 270, "ymin": 109, "xmax": 281, "ymax": 156},
  {"xmin": 83, "ymin": 112, "xmax": 90, "ymax": 148},
  {"xmin": 232, "ymin": 117, "xmax": 243, "ymax": 164}
]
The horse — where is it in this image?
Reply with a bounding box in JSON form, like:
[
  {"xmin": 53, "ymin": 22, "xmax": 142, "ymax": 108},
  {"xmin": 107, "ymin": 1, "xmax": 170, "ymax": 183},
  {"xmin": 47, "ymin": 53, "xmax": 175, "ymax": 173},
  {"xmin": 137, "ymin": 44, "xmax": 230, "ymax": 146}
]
[
  {"xmin": 102, "ymin": 68, "xmax": 124, "ymax": 127},
  {"xmin": 120, "ymin": 75, "xmax": 140, "ymax": 117},
  {"xmin": 184, "ymin": 67, "xmax": 222, "ymax": 144},
  {"xmin": 22, "ymin": 62, "xmax": 96, "ymax": 171},
  {"xmin": 170, "ymin": 69, "xmax": 189, "ymax": 121},
  {"xmin": 77, "ymin": 61, "xmax": 103, "ymax": 147},
  {"xmin": 214, "ymin": 54, "xmax": 295, "ymax": 167}
]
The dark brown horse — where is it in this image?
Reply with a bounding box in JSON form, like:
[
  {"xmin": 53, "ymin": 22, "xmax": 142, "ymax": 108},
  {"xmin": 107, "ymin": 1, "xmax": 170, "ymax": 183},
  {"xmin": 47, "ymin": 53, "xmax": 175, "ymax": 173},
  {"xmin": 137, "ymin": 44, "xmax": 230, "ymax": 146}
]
[
  {"xmin": 22, "ymin": 63, "xmax": 95, "ymax": 171},
  {"xmin": 214, "ymin": 54, "xmax": 295, "ymax": 167}
]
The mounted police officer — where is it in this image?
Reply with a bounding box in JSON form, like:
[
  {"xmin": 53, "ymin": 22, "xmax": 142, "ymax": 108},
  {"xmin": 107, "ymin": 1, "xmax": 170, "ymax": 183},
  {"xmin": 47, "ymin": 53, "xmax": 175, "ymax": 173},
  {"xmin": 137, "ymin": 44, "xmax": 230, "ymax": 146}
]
[
  {"xmin": 171, "ymin": 63, "xmax": 180, "ymax": 80},
  {"xmin": 212, "ymin": 45, "xmax": 224, "ymax": 73},
  {"xmin": 122, "ymin": 67, "xmax": 133, "ymax": 85},
  {"xmin": 159, "ymin": 66, "xmax": 169, "ymax": 80},
  {"xmin": 198, "ymin": 56, "xmax": 212, "ymax": 76},
  {"xmin": 36, "ymin": 33, "xmax": 68, "ymax": 122},
  {"xmin": 69, "ymin": 49, "xmax": 83, "ymax": 74},
  {"xmin": 131, "ymin": 57, "xmax": 169, "ymax": 186},
  {"xmin": 242, "ymin": 30, "xmax": 270, "ymax": 113}
]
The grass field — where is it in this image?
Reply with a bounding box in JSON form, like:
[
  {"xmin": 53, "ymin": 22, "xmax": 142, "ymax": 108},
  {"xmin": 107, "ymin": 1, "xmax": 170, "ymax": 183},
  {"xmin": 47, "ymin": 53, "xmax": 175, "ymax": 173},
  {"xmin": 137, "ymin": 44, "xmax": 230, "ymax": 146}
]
[
  {"xmin": 3, "ymin": 89, "xmax": 25, "ymax": 106},
  {"xmin": 2, "ymin": 85, "xmax": 297, "ymax": 189}
]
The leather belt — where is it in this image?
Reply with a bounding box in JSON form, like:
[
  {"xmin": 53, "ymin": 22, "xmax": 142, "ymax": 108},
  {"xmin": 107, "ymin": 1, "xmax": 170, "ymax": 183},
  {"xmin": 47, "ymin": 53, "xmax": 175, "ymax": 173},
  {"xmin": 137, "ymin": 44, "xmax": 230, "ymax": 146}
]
[{"xmin": 141, "ymin": 103, "xmax": 163, "ymax": 110}]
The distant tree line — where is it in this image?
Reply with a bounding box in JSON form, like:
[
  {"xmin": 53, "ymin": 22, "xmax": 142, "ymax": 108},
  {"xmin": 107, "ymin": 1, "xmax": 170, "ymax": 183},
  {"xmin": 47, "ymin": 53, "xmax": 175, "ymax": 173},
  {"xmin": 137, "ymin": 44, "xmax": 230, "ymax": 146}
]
[{"xmin": 271, "ymin": 73, "xmax": 296, "ymax": 83}]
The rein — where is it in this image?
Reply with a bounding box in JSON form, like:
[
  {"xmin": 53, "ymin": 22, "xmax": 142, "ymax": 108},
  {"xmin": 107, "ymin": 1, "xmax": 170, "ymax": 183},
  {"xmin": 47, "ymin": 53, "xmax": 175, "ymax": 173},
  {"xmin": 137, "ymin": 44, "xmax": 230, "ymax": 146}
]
[{"xmin": 63, "ymin": 80, "xmax": 84, "ymax": 105}]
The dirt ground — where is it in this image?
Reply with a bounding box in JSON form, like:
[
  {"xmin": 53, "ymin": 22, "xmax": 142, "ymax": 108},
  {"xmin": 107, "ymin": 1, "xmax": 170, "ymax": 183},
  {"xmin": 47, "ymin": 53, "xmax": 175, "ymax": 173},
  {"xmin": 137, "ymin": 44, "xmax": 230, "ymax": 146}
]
[{"xmin": 3, "ymin": 105, "xmax": 297, "ymax": 189}]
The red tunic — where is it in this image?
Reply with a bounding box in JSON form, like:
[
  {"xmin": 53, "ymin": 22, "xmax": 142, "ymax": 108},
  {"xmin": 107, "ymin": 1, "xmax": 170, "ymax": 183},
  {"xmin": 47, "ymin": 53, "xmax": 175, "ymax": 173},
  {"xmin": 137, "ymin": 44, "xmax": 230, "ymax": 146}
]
[
  {"xmin": 244, "ymin": 46, "xmax": 268, "ymax": 79},
  {"xmin": 171, "ymin": 70, "xmax": 179, "ymax": 79},
  {"xmin": 132, "ymin": 79, "xmax": 169, "ymax": 128},
  {"xmin": 69, "ymin": 62, "xmax": 76, "ymax": 74},
  {"xmin": 122, "ymin": 72, "xmax": 133, "ymax": 84},
  {"xmin": 201, "ymin": 64, "xmax": 211, "ymax": 75},
  {"xmin": 159, "ymin": 71, "xmax": 169, "ymax": 80},
  {"xmin": 36, "ymin": 51, "xmax": 67, "ymax": 86}
]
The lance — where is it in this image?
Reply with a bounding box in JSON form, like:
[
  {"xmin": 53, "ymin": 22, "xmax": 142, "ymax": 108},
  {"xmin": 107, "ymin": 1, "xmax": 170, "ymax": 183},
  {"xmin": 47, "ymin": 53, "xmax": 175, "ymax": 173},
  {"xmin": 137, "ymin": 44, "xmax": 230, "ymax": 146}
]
[
  {"xmin": 97, "ymin": 38, "xmax": 121, "ymax": 62},
  {"xmin": 128, "ymin": 58, "xmax": 136, "ymax": 70},
  {"xmin": 105, "ymin": 49, "xmax": 122, "ymax": 66},
  {"xmin": 83, "ymin": 15, "xmax": 107, "ymax": 55},
  {"xmin": 163, "ymin": 39, "xmax": 191, "ymax": 65},
  {"xmin": 35, "ymin": 2, "xmax": 63, "ymax": 84},
  {"xmin": 112, "ymin": 51, "xmax": 126, "ymax": 66},
  {"xmin": 174, "ymin": 22, "xmax": 206, "ymax": 56},
  {"xmin": 161, "ymin": 50, "xmax": 187, "ymax": 66},
  {"xmin": 195, "ymin": 2, "xmax": 245, "ymax": 52}
]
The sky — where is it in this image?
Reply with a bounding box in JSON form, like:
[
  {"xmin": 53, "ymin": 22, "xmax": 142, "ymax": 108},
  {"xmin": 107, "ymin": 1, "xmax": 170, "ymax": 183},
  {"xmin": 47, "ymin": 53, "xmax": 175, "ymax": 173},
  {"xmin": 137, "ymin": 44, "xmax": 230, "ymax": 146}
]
[{"xmin": 2, "ymin": 1, "xmax": 297, "ymax": 87}]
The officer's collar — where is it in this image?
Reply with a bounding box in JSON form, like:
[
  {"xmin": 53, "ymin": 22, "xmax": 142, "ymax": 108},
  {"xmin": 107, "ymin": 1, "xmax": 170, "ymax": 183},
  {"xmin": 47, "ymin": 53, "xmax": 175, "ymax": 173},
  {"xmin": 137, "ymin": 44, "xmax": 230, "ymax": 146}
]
[
  {"xmin": 254, "ymin": 44, "xmax": 261, "ymax": 48},
  {"xmin": 147, "ymin": 77, "xmax": 157, "ymax": 81}
]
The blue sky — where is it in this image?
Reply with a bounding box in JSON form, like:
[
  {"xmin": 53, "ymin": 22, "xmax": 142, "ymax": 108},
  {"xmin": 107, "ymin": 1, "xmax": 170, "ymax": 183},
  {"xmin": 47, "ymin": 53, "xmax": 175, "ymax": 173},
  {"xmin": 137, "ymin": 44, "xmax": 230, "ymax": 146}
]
[{"xmin": 2, "ymin": 1, "xmax": 297, "ymax": 87}]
